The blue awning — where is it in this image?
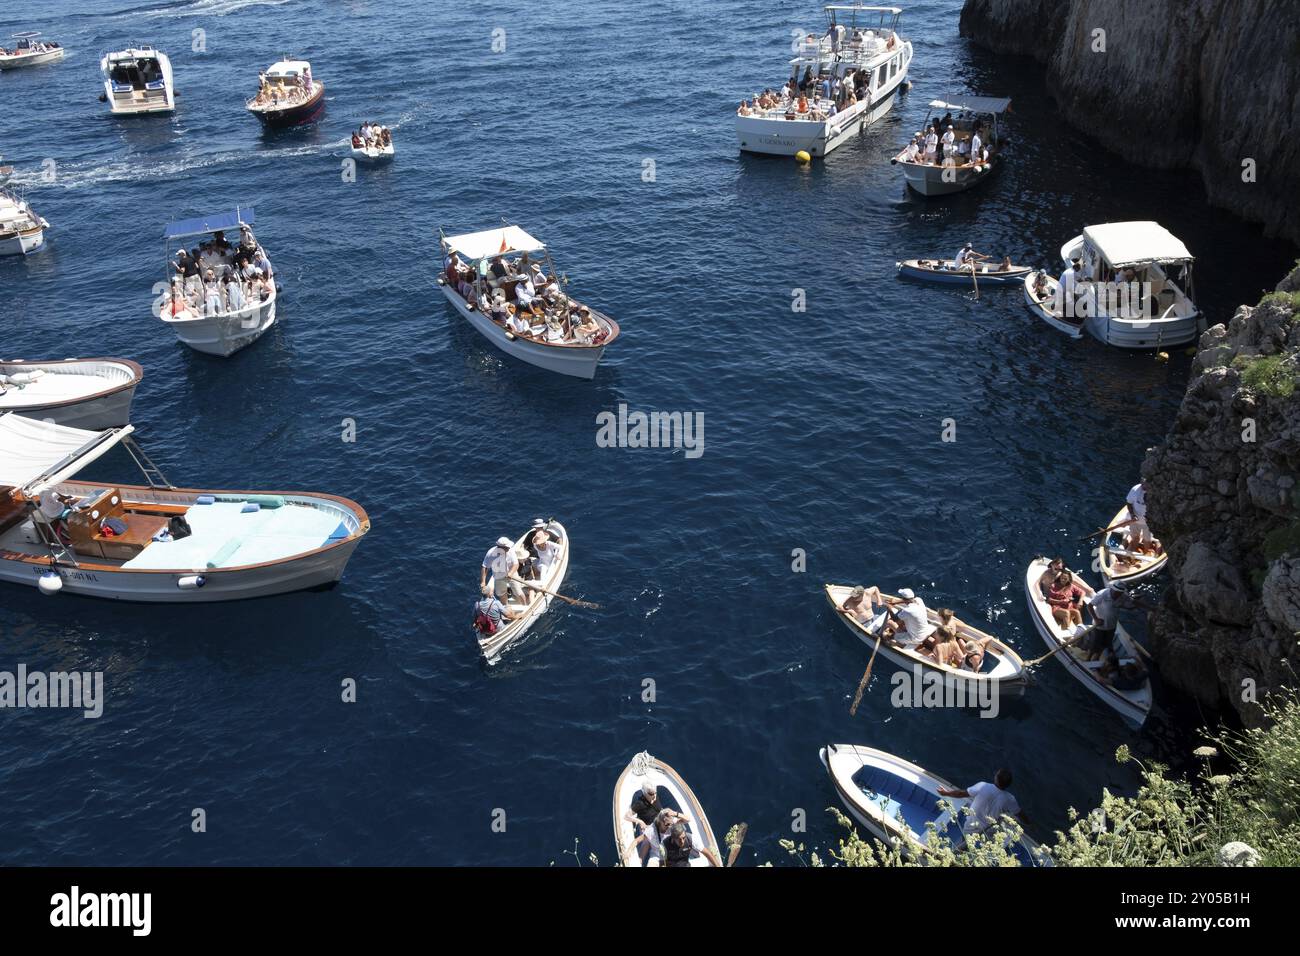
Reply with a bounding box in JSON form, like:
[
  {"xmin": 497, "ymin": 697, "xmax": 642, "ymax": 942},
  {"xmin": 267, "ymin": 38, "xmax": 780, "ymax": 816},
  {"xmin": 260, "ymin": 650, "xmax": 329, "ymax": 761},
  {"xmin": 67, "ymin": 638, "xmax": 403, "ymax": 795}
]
[{"xmin": 162, "ymin": 207, "xmax": 254, "ymax": 240}]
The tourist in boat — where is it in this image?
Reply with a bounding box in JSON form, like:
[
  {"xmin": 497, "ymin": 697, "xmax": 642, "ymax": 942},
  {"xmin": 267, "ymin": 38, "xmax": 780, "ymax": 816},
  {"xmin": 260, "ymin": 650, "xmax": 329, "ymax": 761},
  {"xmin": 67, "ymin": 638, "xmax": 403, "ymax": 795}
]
[
  {"xmin": 514, "ymin": 275, "xmax": 544, "ymax": 317},
  {"xmin": 955, "ymin": 243, "xmax": 990, "ymax": 269},
  {"xmin": 924, "ymin": 127, "xmax": 939, "ymax": 163},
  {"xmin": 970, "ymin": 128, "xmax": 984, "ymax": 165},
  {"xmin": 223, "ymin": 268, "xmax": 245, "ymax": 312},
  {"xmin": 473, "ymin": 591, "xmax": 518, "ymax": 637},
  {"xmin": 1059, "ymin": 257, "xmax": 1082, "ymax": 306},
  {"xmin": 532, "ymin": 529, "xmax": 562, "ymax": 578},
  {"xmin": 839, "ymin": 585, "xmax": 883, "ymax": 624},
  {"xmin": 884, "ymin": 588, "xmax": 934, "ymax": 649},
  {"xmin": 1045, "ymin": 570, "xmax": 1086, "ymax": 629},
  {"xmin": 925, "ymin": 608, "xmax": 963, "ymax": 665},
  {"xmin": 1032, "ymin": 271, "xmax": 1051, "ymax": 301},
  {"xmin": 572, "ymin": 306, "xmax": 602, "ymax": 344},
  {"xmin": 663, "ymin": 822, "xmax": 720, "ymax": 868},
  {"xmin": 737, "ymin": 100, "xmax": 753, "ymax": 116},
  {"xmin": 937, "ymin": 769, "xmax": 1026, "ymax": 846},
  {"xmin": 961, "ymin": 636, "xmax": 995, "ymax": 672},
  {"xmin": 505, "ymin": 304, "xmax": 533, "ymax": 338},
  {"xmin": 624, "ymin": 779, "xmax": 665, "ymax": 848},
  {"xmin": 1079, "ymin": 581, "xmax": 1129, "ymax": 660},
  {"xmin": 481, "ymin": 536, "xmax": 524, "ymax": 603},
  {"xmin": 797, "ymin": 94, "xmax": 809, "ymax": 115},
  {"xmin": 36, "ymin": 488, "xmax": 74, "ymax": 542},
  {"xmin": 940, "ymin": 124, "xmax": 956, "ymax": 163},
  {"xmin": 1119, "ymin": 480, "xmax": 1160, "ymax": 554},
  {"xmin": 627, "ymin": 808, "xmax": 684, "ymax": 865},
  {"xmin": 1098, "ymin": 654, "xmax": 1148, "ymax": 691},
  {"xmin": 1036, "ymin": 556, "xmax": 1067, "ymax": 596}
]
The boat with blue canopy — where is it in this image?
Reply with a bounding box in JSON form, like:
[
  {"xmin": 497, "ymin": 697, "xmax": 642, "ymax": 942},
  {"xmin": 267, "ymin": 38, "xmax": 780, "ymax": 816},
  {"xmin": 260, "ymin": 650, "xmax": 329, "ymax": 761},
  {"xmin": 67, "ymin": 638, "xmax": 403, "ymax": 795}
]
[{"xmin": 156, "ymin": 206, "xmax": 278, "ymax": 357}]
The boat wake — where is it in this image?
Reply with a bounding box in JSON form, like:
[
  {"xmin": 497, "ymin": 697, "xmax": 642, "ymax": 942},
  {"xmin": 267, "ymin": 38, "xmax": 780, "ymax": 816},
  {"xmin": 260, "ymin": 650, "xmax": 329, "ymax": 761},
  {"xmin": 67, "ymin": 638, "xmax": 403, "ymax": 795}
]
[
  {"xmin": 104, "ymin": 0, "xmax": 295, "ymax": 20},
  {"xmin": 6, "ymin": 139, "xmax": 349, "ymax": 190}
]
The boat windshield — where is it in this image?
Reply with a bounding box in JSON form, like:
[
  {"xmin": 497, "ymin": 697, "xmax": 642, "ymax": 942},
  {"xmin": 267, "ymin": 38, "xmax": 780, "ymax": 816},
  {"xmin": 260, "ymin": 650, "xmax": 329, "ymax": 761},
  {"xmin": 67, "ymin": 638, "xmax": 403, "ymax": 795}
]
[{"xmin": 107, "ymin": 56, "xmax": 163, "ymax": 89}]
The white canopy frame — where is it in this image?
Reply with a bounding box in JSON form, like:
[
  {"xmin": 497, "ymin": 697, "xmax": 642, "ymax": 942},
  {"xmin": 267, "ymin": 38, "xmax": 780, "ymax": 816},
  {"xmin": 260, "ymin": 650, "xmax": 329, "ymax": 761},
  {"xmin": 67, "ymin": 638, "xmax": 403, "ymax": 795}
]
[{"xmin": 0, "ymin": 413, "xmax": 134, "ymax": 495}]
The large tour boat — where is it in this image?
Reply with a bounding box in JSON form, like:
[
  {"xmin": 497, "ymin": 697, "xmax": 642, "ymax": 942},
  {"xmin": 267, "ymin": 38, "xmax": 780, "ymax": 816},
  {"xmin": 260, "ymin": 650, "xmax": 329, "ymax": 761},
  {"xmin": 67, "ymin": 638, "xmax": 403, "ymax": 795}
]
[
  {"xmin": 246, "ymin": 59, "xmax": 325, "ymax": 127},
  {"xmin": 156, "ymin": 207, "xmax": 278, "ymax": 357},
  {"xmin": 100, "ymin": 46, "xmax": 175, "ymax": 115},
  {"xmin": 735, "ymin": 5, "xmax": 912, "ymax": 159}
]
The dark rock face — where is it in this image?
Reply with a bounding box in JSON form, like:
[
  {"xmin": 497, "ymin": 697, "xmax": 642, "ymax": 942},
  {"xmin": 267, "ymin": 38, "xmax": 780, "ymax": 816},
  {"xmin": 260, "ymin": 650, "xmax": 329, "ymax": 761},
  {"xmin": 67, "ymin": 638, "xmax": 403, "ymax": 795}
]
[
  {"xmin": 959, "ymin": 0, "xmax": 1300, "ymax": 243},
  {"xmin": 1140, "ymin": 271, "xmax": 1300, "ymax": 725}
]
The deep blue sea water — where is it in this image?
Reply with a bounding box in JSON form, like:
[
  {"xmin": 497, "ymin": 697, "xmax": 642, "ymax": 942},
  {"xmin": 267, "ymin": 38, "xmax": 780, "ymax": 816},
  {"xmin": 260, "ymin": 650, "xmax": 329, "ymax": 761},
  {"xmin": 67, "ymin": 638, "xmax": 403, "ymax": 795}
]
[{"xmin": 0, "ymin": 0, "xmax": 1295, "ymax": 865}]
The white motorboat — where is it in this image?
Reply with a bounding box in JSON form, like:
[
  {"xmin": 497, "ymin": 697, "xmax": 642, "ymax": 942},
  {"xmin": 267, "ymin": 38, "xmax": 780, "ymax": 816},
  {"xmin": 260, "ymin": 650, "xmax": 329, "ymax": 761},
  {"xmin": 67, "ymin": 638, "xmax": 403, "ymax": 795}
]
[
  {"xmin": 825, "ymin": 584, "xmax": 1028, "ymax": 699},
  {"xmin": 1024, "ymin": 557, "xmax": 1152, "ymax": 729},
  {"xmin": 0, "ymin": 413, "xmax": 369, "ymax": 602},
  {"xmin": 246, "ymin": 59, "xmax": 325, "ymax": 127},
  {"xmin": 0, "ymin": 186, "xmax": 49, "ymax": 256},
  {"xmin": 1022, "ymin": 271, "xmax": 1083, "ymax": 338},
  {"xmin": 736, "ymin": 5, "xmax": 912, "ymax": 159},
  {"xmin": 820, "ymin": 743, "xmax": 1050, "ymax": 865},
  {"xmin": 351, "ymin": 141, "xmax": 394, "ymax": 162},
  {"xmin": 438, "ymin": 224, "xmax": 619, "ymax": 379},
  {"xmin": 478, "ymin": 518, "xmax": 570, "ymax": 664},
  {"xmin": 100, "ymin": 46, "xmax": 175, "ymax": 115},
  {"xmin": 1058, "ymin": 221, "xmax": 1202, "ymax": 349},
  {"xmin": 612, "ymin": 751, "xmax": 721, "ymax": 867},
  {"xmin": 157, "ymin": 206, "xmax": 277, "ymax": 357},
  {"xmin": 892, "ymin": 94, "xmax": 1010, "ymax": 195},
  {"xmin": 0, "ymin": 33, "xmax": 65, "ymax": 70},
  {"xmin": 1099, "ymin": 504, "xmax": 1168, "ymax": 585},
  {"xmin": 0, "ymin": 358, "xmax": 143, "ymax": 428}
]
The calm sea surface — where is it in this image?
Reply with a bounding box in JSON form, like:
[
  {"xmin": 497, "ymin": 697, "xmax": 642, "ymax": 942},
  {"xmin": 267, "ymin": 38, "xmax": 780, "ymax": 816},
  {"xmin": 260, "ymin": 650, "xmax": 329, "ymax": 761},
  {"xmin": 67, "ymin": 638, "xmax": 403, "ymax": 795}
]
[{"xmin": 0, "ymin": 0, "xmax": 1294, "ymax": 865}]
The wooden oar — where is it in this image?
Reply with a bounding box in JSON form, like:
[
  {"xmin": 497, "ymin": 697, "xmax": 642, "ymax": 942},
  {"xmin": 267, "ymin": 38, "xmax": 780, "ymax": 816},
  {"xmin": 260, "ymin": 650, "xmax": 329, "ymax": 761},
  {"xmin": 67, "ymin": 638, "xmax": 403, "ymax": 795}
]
[
  {"xmin": 970, "ymin": 261, "xmax": 979, "ymax": 299},
  {"xmin": 727, "ymin": 822, "xmax": 748, "ymax": 867},
  {"xmin": 849, "ymin": 619, "xmax": 884, "ymax": 717},
  {"xmin": 1023, "ymin": 626, "xmax": 1091, "ymax": 668},
  {"xmin": 519, "ymin": 579, "xmax": 600, "ymax": 609},
  {"xmin": 1078, "ymin": 517, "xmax": 1134, "ymax": 542}
]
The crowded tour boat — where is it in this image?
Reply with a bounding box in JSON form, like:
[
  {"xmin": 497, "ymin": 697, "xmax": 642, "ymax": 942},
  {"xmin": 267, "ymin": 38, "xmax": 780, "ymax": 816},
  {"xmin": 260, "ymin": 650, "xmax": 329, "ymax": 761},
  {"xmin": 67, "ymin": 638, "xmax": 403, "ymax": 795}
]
[
  {"xmin": 247, "ymin": 59, "xmax": 325, "ymax": 126},
  {"xmin": 1024, "ymin": 557, "xmax": 1153, "ymax": 729},
  {"xmin": 891, "ymin": 95, "xmax": 1010, "ymax": 195},
  {"xmin": 735, "ymin": 5, "xmax": 912, "ymax": 159},
  {"xmin": 1057, "ymin": 221, "xmax": 1202, "ymax": 348},
  {"xmin": 156, "ymin": 207, "xmax": 278, "ymax": 357},
  {"xmin": 99, "ymin": 46, "xmax": 175, "ymax": 115},
  {"xmin": 438, "ymin": 224, "xmax": 619, "ymax": 379},
  {"xmin": 826, "ymin": 583, "xmax": 1028, "ymax": 698},
  {"xmin": 350, "ymin": 121, "xmax": 394, "ymax": 161},
  {"xmin": 613, "ymin": 752, "xmax": 722, "ymax": 868},
  {"xmin": 474, "ymin": 518, "xmax": 570, "ymax": 664},
  {"xmin": 0, "ymin": 358, "xmax": 142, "ymax": 429},
  {"xmin": 0, "ymin": 187, "xmax": 49, "ymax": 257},
  {"xmin": 0, "ymin": 33, "xmax": 65, "ymax": 70},
  {"xmin": 0, "ymin": 413, "xmax": 369, "ymax": 602}
]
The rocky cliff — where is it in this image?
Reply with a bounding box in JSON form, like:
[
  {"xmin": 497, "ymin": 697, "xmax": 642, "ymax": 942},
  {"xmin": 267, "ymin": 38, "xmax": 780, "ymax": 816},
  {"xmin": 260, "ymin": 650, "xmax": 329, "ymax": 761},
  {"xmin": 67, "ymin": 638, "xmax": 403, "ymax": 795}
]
[
  {"xmin": 1142, "ymin": 271, "xmax": 1300, "ymax": 725},
  {"xmin": 959, "ymin": 0, "xmax": 1300, "ymax": 243}
]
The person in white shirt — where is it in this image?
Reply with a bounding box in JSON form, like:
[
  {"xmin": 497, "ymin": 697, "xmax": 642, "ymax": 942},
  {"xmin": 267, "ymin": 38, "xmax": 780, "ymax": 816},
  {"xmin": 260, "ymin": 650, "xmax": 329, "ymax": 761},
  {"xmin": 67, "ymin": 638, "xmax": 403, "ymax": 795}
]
[
  {"xmin": 969, "ymin": 130, "xmax": 982, "ymax": 164},
  {"xmin": 1059, "ymin": 257, "xmax": 1081, "ymax": 314},
  {"xmin": 924, "ymin": 129, "xmax": 939, "ymax": 163},
  {"xmin": 480, "ymin": 536, "xmax": 523, "ymax": 602},
  {"xmin": 515, "ymin": 276, "xmax": 543, "ymax": 317},
  {"xmin": 938, "ymin": 769, "xmax": 1025, "ymax": 842},
  {"xmin": 885, "ymin": 587, "xmax": 935, "ymax": 648},
  {"xmin": 532, "ymin": 530, "xmax": 562, "ymax": 578},
  {"xmin": 940, "ymin": 124, "xmax": 955, "ymax": 160},
  {"xmin": 506, "ymin": 306, "xmax": 532, "ymax": 337}
]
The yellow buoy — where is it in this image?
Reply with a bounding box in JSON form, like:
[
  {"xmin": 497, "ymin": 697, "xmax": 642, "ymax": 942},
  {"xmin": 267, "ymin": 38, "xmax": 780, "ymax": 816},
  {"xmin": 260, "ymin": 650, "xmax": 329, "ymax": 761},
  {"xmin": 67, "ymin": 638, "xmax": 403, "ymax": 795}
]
[
  {"xmin": 1156, "ymin": 351, "xmax": 1170, "ymax": 363},
  {"xmin": 795, "ymin": 150, "xmax": 811, "ymax": 164}
]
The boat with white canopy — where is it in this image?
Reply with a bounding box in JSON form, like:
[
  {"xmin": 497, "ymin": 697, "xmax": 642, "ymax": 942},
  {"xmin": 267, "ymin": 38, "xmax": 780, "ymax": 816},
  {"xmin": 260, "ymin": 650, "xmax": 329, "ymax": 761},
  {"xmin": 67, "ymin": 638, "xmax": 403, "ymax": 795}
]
[
  {"xmin": 0, "ymin": 186, "xmax": 49, "ymax": 256},
  {"xmin": 613, "ymin": 751, "xmax": 721, "ymax": 867},
  {"xmin": 736, "ymin": 5, "xmax": 912, "ymax": 158},
  {"xmin": 247, "ymin": 59, "xmax": 325, "ymax": 126},
  {"xmin": 157, "ymin": 206, "xmax": 278, "ymax": 357},
  {"xmin": 0, "ymin": 33, "xmax": 65, "ymax": 70},
  {"xmin": 891, "ymin": 95, "xmax": 1010, "ymax": 195},
  {"xmin": 0, "ymin": 358, "xmax": 143, "ymax": 428},
  {"xmin": 1058, "ymin": 221, "xmax": 1201, "ymax": 348},
  {"xmin": 100, "ymin": 46, "xmax": 175, "ymax": 115},
  {"xmin": 0, "ymin": 413, "xmax": 369, "ymax": 602},
  {"xmin": 820, "ymin": 743, "xmax": 1049, "ymax": 865},
  {"xmin": 477, "ymin": 517, "xmax": 570, "ymax": 664},
  {"xmin": 438, "ymin": 224, "xmax": 619, "ymax": 379}
]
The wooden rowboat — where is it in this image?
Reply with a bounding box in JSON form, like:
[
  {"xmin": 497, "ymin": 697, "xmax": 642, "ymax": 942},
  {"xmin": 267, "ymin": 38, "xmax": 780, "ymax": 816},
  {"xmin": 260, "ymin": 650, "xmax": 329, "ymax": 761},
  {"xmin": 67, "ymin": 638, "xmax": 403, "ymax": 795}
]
[
  {"xmin": 612, "ymin": 751, "xmax": 720, "ymax": 867},
  {"xmin": 1099, "ymin": 505, "xmax": 1167, "ymax": 585},
  {"xmin": 1023, "ymin": 558, "xmax": 1152, "ymax": 729},
  {"xmin": 896, "ymin": 258, "xmax": 1031, "ymax": 285},
  {"xmin": 820, "ymin": 743, "xmax": 1049, "ymax": 865},
  {"xmin": 824, "ymin": 584, "xmax": 1028, "ymax": 698},
  {"xmin": 0, "ymin": 358, "xmax": 142, "ymax": 429},
  {"xmin": 1022, "ymin": 271, "xmax": 1083, "ymax": 339},
  {"xmin": 479, "ymin": 518, "xmax": 569, "ymax": 664}
]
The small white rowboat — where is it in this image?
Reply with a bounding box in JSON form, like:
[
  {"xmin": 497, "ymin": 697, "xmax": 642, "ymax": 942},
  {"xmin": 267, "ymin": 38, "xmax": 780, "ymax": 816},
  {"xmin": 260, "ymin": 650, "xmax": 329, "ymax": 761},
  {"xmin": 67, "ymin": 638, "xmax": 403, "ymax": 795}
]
[
  {"xmin": 479, "ymin": 518, "xmax": 569, "ymax": 664},
  {"xmin": 0, "ymin": 358, "xmax": 142, "ymax": 429},
  {"xmin": 1023, "ymin": 271, "xmax": 1083, "ymax": 339},
  {"xmin": 824, "ymin": 584, "xmax": 1028, "ymax": 698},
  {"xmin": 1099, "ymin": 505, "xmax": 1167, "ymax": 585},
  {"xmin": 820, "ymin": 743, "xmax": 1049, "ymax": 865},
  {"xmin": 351, "ymin": 142, "xmax": 393, "ymax": 162},
  {"xmin": 897, "ymin": 259, "xmax": 1031, "ymax": 285},
  {"xmin": 612, "ymin": 751, "xmax": 720, "ymax": 867},
  {"xmin": 1023, "ymin": 557, "xmax": 1152, "ymax": 728}
]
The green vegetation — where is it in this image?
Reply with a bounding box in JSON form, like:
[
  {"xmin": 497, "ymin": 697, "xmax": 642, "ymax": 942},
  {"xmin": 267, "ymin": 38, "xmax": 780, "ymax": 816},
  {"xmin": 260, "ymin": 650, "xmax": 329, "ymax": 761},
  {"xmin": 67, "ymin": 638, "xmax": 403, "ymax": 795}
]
[
  {"xmin": 1238, "ymin": 353, "xmax": 1296, "ymax": 398},
  {"xmin": 1258, "ymin": 290, "xmax": 1300, "ymax": 314},
  {"xmin": 802, "ymin": 691, "xmax": 1300, "ymax": 867}
]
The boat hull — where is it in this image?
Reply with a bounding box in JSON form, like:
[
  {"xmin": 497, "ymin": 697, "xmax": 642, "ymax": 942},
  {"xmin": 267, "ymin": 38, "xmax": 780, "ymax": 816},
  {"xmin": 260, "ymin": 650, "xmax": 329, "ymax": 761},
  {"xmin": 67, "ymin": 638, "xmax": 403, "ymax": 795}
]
[
  {"xmin": 0, "ymin": 357, "xmax": 142, "ymax": 429},
  {"xmin": 0, "ymin": 226, "xmax": 45, "ymax": 256},
  {"xmin": 351, "ymin": 145, "xmax": 393, "ymax": 162},
  {"xmin": 160, "ymin": 290, "xmax": 277, "ymax": 357},
  {"xmin": 898, "ymin": 156, "xmax": 999, "ymax": 195},
  {"xmin": 250, "ymin": 84, "xmax": 325, "ymax": 126},
  {"xmin": 1023, "ymin": 558, "xmax": 1151, "ymax": 728},
  {"xmin": 0, "ymin": 49, "xmax": 64, "ymax": 69},
  {"xmin": 439, "ymin": 285, "xmax": 608, "ymax": 379},
  {"xmin": 479, "ymin": 520, "xmax": 570, "ymax": 664},
  {"xmin": 1083, "ymin": 312, "xmax": 1200, "ymax": 349},
  {"xmin": 897, "ymin": 260, "xmax": 1030, "ymax": 285}
]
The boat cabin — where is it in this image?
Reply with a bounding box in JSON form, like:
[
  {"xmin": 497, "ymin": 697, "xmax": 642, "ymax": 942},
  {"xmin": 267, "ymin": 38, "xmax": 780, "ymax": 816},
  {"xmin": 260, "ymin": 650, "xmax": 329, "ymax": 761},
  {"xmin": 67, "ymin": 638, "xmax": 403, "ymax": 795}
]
[
  {"xmin": 918, "ymin": 95, "xmax": 1010, "ymax": 159},
  {"xmin": 104, "ymin": 48, "xmax": 166, "ymax": 92},
  {"xmin": 1071, "ymin": 221, "xmax": 1197, "ymax": 321}
]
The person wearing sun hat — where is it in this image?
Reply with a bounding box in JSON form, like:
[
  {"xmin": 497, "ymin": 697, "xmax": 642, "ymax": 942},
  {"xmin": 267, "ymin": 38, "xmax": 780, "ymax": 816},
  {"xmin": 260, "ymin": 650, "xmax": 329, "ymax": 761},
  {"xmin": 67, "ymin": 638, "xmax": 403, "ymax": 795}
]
[{"xmin": 480, "ymin": 536, "xmax": 521, "ymax": 602}]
